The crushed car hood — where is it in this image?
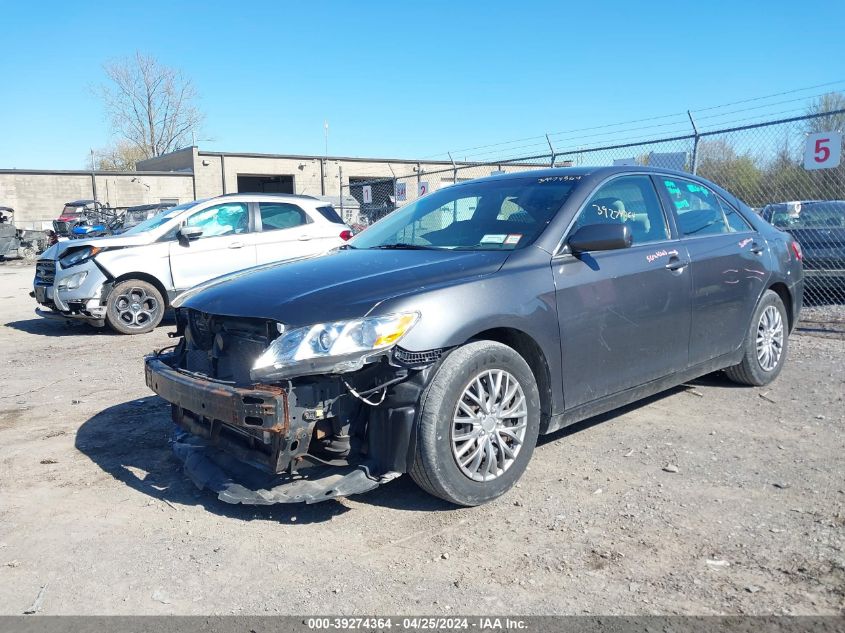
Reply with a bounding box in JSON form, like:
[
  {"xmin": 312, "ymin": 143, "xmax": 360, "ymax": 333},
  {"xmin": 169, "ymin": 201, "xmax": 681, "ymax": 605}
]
[
  {"xmin": 39, "ymin": 232, "xmax": 157, "ymax": 261},
  {"xmin": 178, "ymin": 248, "xmax": 511, "ymax": 325}
]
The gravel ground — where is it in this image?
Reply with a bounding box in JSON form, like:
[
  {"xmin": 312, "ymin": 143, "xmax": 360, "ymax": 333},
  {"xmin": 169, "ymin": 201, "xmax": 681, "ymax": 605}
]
[{"xmin": 0, "ymin": 262, "xmax": 843, "ymax": 615}]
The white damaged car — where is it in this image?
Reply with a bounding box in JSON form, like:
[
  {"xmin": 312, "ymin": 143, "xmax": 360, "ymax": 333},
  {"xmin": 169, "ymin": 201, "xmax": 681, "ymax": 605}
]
[{"xmin": 32, "ymin": 193, "xmax": 352, "ymax": 334}]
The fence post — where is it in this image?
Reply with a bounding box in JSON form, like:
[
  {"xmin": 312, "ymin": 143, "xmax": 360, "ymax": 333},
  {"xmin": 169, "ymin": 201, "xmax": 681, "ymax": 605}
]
[
  {"xmin": 687, "ymin": 110, "xmax": 700, "ymax": 175},
  {"xmin": 338, "ymin": 165, "xmax": 343, "ymax": 217},
  {"xmin": 448, "ymin": 152, "xmax": 457, "ymax": 184},
  {"xmin": 546, "ymin": 134, "xmax": 556, "ymax": 168}
]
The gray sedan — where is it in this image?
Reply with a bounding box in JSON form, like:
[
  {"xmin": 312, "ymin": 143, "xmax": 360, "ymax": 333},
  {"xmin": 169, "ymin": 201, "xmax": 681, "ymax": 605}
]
[{"xmin": 145, "ymin": 166, "xmax": 803, "ymax": 506}]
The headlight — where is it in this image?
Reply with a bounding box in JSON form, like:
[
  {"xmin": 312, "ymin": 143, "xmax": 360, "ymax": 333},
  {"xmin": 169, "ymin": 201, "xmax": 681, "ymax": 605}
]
[
  {"xmin": 251, "ymin": 312, "xmax": 419, "ymax": 381},
  {"xmin": 57, "ymin": 271, "xmax": 88, "ymax": 291},
  {"xmin": 59, "ymin": 246, "xmax": 102, "ymax": 268}
]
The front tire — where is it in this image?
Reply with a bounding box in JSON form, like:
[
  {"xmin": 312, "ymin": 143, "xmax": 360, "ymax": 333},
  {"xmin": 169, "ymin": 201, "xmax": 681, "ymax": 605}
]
[
  {"xmin": 410, "ymin": 341, "xmax": 541, "ymax": 506},
  {"xmin": 106, "ymin": 279, "xmax": 164, "ymax": 335},
  {"xmin": 724, "ymin": 289, "xmax": 788, "ymax": 386}
]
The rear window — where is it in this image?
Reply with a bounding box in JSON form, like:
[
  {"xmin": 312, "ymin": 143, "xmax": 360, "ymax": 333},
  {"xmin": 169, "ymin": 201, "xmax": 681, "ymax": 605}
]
[
  {"xmin": 315, "ymin": 205, "xmax": 345, "ymax": 224},
  {"xmin": 768, "ymin": 202, "xmax": 845, "ymax": 229}
]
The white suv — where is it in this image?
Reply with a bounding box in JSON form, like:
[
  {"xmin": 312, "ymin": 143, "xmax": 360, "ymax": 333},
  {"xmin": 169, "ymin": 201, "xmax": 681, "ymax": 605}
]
[{"xmin": 32, "ymin": 193, "xmax": 352, "ymax": 334}]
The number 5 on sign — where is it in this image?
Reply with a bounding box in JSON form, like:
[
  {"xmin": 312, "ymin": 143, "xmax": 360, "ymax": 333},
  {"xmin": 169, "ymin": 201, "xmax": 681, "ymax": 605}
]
[{"xmin": 804, "ymin": 132, "xmax": 842, "ymax": 170}]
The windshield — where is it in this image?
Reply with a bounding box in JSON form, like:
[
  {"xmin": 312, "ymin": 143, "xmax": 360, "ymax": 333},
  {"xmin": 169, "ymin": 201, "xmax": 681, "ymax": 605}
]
[
  {"xmin": 349, "ymin": 176, "xmax": 579, "ymax": 250},
  {"xmin": 122, "ymin": 200, "xmax": 203, "ymax": 236},
  {"xmin": 60, "ymin": 205, "xmax": 86, "ymax": 217},
  {"xmin": 767, "ymin": 202, "xmax": 845, "ymax": 229}
]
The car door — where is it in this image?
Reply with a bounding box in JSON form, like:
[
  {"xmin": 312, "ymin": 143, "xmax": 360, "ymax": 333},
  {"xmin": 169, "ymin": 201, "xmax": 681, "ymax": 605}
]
[
  {"xmin": 552, "ymin": 174, "xmax": 692, "ymax": 408},
  {"xmin": 169, "ymin": 201, "xmax": 257, "ymax": 290},
  {"xmin": 655, "ymin": 176, "xmax": 765, "ymax": 366},
  {"xmin": 252, "ymin": 201, "xmax": 322, "ymax": 265}
]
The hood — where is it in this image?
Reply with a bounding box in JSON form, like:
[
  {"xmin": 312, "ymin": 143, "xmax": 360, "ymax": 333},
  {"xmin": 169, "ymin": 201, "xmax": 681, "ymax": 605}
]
[
  {"xmin": 39, "ymin": 232, "xmax": 158, "ymax": 261},
  {"xmin": 178, "ymin": 248, "xmax": 510, "ymax": 326}
]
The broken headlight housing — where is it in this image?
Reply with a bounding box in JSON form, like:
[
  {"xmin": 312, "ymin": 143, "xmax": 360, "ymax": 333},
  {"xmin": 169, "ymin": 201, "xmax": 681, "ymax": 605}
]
[
  {"xmin": 59, "ymin": 246, "xmax": 102, "ymax": 269},
  {"xmin": 251, "ymin": 312, "xmax": 420, "ymax": 381}
]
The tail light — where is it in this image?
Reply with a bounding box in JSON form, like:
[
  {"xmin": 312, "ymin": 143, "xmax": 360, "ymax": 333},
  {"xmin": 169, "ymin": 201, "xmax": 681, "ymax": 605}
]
[
  {"xmin": 790, "ymin": 241, "xmax": 803, "ymax": 261},
  {"xmin": 339, "ymin": 229, "xmax": 353, "ymax": 241}
]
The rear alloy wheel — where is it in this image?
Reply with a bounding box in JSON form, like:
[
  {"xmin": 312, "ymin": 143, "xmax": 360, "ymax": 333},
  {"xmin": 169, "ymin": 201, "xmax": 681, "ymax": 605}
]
[
  {"xmin": 724, "ymin": 290, "xmax": 788, "ymax": 386},
  {"xmin": 106, "ymin": 279, "xmax": 164, "ymax": 335},
  {"xmin": 410, "ymin": 341, "xmax": 541, "ymax": 506}
]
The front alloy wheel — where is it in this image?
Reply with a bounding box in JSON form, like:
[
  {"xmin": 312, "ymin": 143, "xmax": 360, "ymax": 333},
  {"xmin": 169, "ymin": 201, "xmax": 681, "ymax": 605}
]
[
  {"xmin": 106, "ymin": 279, "xmax": 165, "ymax": 335},
  {"xmin": 451, "ymin": 369, "xmax": 528, "ymax": 482},
  {"xmin": 410, "ymin": 341, "xmax": 540, "ymax": 506}
]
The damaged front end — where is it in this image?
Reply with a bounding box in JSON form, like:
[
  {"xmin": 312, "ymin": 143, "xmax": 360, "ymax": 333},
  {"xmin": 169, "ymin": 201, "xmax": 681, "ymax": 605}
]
[{"xmin": 145, "ymin": 309, "xmax": 443, "ymax": 504}]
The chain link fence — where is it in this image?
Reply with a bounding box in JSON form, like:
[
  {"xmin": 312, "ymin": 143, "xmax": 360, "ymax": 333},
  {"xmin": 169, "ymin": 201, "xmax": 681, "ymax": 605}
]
[{"xmin": 341, "ymin": 110, "xmax": 845, "ymax": 313}]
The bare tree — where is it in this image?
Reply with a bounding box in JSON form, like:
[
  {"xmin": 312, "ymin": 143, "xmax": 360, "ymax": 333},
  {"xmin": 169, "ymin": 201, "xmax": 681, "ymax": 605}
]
[
  {"xmin": 100, "ymin": 52, "xmax": 204, "ymax": 162},
  {"xmin": 804, "ymin": 91, "xmax": 845, "ymax": 134}
]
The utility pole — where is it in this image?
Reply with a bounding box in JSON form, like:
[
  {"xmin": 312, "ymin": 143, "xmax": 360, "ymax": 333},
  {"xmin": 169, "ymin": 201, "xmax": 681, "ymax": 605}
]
[
  {"xmin": 324, "ymin": 121, "xmax": 329, "ymax": 158},
  {"xmin": 90, "ymin": 149, "xmax": 98, "ymax": 202},
  {"xmin": 338, "ymin": 164, "xmax": 343, "ymax": 218}
]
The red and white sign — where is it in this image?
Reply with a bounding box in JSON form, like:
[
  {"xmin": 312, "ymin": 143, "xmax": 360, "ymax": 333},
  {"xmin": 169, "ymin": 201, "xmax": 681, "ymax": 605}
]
[
  {"xmin": 362, "ymin": 185, "xmax": 372, "ymax": 204},
  {"xmin": 418, "ymin": 181, "xmax": 429, "ymax": 197},
  {"xmin": 804, "ymin": 132, "xmax": 842, "ymax": 170}
]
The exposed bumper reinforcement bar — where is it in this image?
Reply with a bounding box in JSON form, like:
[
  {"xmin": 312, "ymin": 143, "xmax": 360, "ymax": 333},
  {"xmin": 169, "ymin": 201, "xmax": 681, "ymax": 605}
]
[{"xmin": 145, "ymin": 355, "xmax": 289, "ymax": 432}]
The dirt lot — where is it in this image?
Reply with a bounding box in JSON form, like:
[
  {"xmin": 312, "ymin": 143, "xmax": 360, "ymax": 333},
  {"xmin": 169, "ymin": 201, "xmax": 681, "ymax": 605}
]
[{"xmin": 0, "ymin": 262, "xmax": 843, "ymax": 616}]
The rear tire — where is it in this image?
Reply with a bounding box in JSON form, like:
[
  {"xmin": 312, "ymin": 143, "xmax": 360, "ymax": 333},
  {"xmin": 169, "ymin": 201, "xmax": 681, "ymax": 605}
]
[
  {"xmin": 410, "ymin": 341, "xmax": 541, "ymax": 506},
  {"xmin": 106, "ymin": 279, "xmax": 164, "ymax": 335},
  {"xmin": 724, "ymin": 290, "xmax": 788, "ymax": 386}
]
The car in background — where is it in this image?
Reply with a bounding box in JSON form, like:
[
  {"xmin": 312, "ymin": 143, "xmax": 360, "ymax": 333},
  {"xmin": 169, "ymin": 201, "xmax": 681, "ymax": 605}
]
[
  {"xmin": 0, "ymin": 207, "xmax": 50, "ymax": 262},
  {"xmin": 33, "ymin": 193, "xmax": 352, "ymax": 334},
  {"xmin": 761, "ymin": 200, "xmax": 845, "ymax": 299},
  {"xmin": 53, "ymin": 200, "xmax": 106, "ymax": 237},
  {"xmin": 144, "ymin": 167, "xmax": 803, "ymax": 507},
  {"xmin": 115, "ymin": 202, "xmax": 177, "ymax": 233},
  {"xmin": 69, "ymin": 202, "xmax": 179, "ymax": 239}
]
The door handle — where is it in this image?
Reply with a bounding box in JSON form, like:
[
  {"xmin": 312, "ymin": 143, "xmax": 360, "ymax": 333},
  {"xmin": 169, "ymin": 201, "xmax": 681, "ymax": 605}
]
[
  {"xmin": 297, "ymin": 234, "xmax": 313, "ymax": 241},
  {"xmin": 750, "ymin": 242, "xmax": 765, "ymax": 255},
  {"xmin": 228, "ymin": 242, "xmax": 244, "ymax": 249},
  {"xmin": 665, "ymin": 256, "xmax": 690, "ymax": 272}
]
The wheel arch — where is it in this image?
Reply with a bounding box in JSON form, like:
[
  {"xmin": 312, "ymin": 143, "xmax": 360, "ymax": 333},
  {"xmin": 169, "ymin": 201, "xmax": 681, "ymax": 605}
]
[
  {"xmin": 768, "ymin": 282, "xmax": 793, "ymax": 332},
  {"xmin": 110, "ymin": 272, "xmax": 170, "ymax": 307},
  {"xmin": 466, "ymin": 327, "xmax": 554, "ymax": 432}
]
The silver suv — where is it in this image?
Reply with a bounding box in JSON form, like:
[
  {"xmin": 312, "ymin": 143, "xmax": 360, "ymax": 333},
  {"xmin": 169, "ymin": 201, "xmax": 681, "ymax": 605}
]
[{"xmin": 33, "ymin": 193, "xmax": 351, "ymax": 334}]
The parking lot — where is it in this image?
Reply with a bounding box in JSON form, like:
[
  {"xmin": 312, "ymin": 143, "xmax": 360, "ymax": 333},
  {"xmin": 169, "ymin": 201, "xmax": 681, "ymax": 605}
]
[{"xmin": 0, "ymin": 262, "xmax": 841, "ymax": 615}]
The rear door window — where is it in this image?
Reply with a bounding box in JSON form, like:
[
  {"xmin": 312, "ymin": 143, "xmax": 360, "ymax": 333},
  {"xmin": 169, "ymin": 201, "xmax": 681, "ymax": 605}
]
[
  {"xmin": 258, "ymin": 202, "xmax": 308, "ymax": 231},
  {"xmin": 660, "ymin": 178, "xmax": 751, "ymax": 236}
]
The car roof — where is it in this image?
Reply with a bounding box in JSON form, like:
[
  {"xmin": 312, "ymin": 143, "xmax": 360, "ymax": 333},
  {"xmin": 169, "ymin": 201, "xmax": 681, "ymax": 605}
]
[
  {"xmin": 470, "ymin": 165, "xmax": 709, "ymax": 184},
  {"xmin": 216, "ymin": 192, "xmax": 319, "ymax": 202},
  {"xmin": 65, "ymin": 199, "xmax": 96, "ymax": 206}
]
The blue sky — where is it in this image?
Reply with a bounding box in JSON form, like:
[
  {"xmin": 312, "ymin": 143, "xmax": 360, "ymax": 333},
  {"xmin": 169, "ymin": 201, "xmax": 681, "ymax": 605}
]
[{"xmin": 1, "ymin": 0, "xmax": 843, "ymax": 169}]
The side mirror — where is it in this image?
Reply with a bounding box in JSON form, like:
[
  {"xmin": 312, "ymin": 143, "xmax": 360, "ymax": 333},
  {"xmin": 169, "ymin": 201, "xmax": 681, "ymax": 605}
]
[
  {"xmin": 567, "ymin": 223, "xmax": 632, "ymax": 253},
  {"xmin": 178, "ymin": 226, "xmax": 203, "ymax": 245}
]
